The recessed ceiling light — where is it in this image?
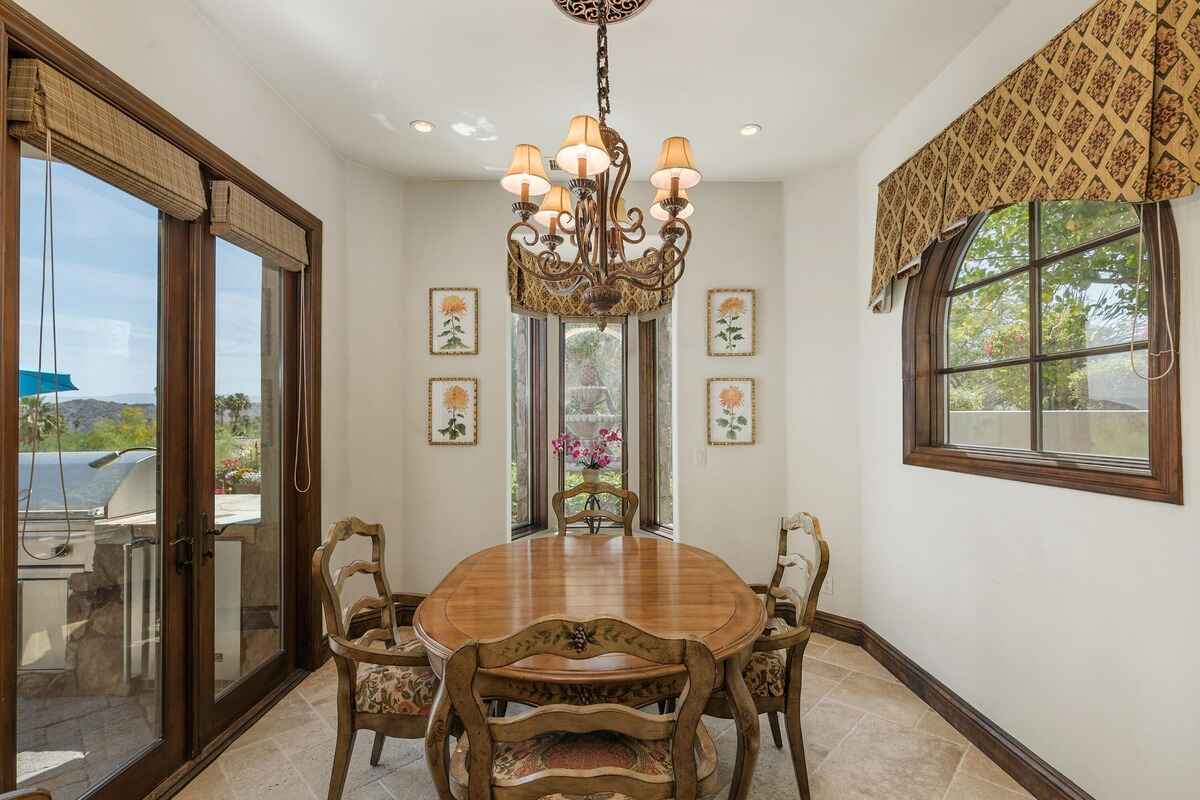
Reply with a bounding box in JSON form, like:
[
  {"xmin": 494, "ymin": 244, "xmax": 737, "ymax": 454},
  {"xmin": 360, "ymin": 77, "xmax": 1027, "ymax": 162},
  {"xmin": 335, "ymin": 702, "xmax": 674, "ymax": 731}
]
[
  {"xmin": 410, "ymin": 120, "xmax": 435, "ymax": 134},
  {"xmin": 740, "ymin": 123, "xmax": 762, "ymax": 137}
]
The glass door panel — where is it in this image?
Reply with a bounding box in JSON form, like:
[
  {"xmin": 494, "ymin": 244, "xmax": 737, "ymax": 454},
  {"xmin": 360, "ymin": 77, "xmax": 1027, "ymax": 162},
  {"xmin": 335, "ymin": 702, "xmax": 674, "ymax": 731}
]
[
  {"xmin": 15, "ymin": 152, "xmax": 165, "ymax": 800},
  {"xmin": 211, "ymin": 240, "xmax": 283, "ymax": 697}
]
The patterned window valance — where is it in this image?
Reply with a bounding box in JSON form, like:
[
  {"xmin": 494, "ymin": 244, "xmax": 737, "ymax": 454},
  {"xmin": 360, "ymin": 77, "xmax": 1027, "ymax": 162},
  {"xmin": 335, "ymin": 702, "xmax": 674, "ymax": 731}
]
[
  {"xmin": 210, "ymin": 181, "xmax": 309, "ymax": 271},
  {"xmin": 507, "ymin": 243, "xmax": 672, "ymax": 316},
  {"xmin": 870, "ymin": 0, "xmax": 1200, "ymax": 311},
  {"xmin": 7, "ymin": 58, "xmax": 207, "ymax": 221}
]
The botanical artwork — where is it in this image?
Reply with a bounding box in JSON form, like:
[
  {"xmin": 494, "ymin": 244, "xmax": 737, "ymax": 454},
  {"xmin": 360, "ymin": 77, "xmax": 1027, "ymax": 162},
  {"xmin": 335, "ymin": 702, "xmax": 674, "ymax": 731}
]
[
  {"xmin": 707, "ymin": 378, "xmax": 755, "ymax": 445},
  {"xmin": 428, "ymin": 378, "xmax": 478, "ymax": 445},
  {"xmin": 429, "ymin": 288, "xmax": 479, "ymax": 355},
  {"xmin": 707, "ymin": 289, "xmax": 756, "ymax": 356}
]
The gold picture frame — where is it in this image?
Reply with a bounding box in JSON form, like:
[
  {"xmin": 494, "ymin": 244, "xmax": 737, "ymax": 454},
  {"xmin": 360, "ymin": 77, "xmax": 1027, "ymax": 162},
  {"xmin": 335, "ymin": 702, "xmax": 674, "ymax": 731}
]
[
  {"xmin": 706, "ymin": 378, "xmax": 756, "ymax": 445},
  {"xmin": 428, "ymin": 377, "xmax": 479, "ymax": 445},
  {"xmin": 429, "ymin": 287, "xmax": 479, "ymax": 355},
  {"xmin": 707, "ymin": 288, "xmax": 756, "ymax": 356}
]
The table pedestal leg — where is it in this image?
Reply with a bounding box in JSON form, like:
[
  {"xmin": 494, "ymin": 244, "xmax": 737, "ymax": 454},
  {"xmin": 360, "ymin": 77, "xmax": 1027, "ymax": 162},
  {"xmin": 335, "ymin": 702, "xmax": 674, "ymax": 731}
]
[
  {"xmin": 725, "ymin": 650, "xmax": 760, "ymax": 800},
  {"xmin": 424, "ymin": 682, "xmax": 454, "ymax": 800}
]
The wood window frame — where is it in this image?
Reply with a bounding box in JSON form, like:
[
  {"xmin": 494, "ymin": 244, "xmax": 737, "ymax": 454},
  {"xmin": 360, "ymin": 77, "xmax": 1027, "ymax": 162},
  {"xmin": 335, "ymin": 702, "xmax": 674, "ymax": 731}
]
[
  {"xmin": 511, "ymin": 314, "xmax": 547, "ymax": 539},
  {"xmin": 639, "ymin": 316, "xmax": 673, "ymax": 535},
  {"xmin": 902, "ymin": 201, "xmax": 1182, "ymax": 504}
]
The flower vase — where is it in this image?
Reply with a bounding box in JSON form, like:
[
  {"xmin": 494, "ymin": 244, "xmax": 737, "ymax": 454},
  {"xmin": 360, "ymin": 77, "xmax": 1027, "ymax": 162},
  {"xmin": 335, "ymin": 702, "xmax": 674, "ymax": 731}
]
[{"xmin": 582, "ymin": 468, "xmax": 600, "ymax": 485}]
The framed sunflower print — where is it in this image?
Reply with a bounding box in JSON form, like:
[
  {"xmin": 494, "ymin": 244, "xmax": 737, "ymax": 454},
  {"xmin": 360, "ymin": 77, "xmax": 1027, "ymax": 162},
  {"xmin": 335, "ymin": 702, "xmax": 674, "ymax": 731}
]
[
  {"xmin": 707, "ymin": 288, "xmax": 755, "ymax": 356},
  {"xmin": 429, "ymin": 288, "xmax": 479, "ymax": 355},
  {"xmin": 428, "ymin": 378, "xmax": 479, "ymax": 445},
  {"xmin": 707, "ymin": 378, "xmax": 756, "ymax": 445}
]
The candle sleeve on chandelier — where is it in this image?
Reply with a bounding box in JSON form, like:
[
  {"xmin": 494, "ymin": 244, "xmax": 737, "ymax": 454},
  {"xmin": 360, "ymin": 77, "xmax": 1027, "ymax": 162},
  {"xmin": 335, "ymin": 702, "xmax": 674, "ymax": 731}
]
[
  {"xmin": 555, "ymin": 115, "xmax": 611, "ymax": 177},
  {"xmin": 502, "ymin": 144, "xmax": 552, "ymax": 197},
  {"xmin": 650, "ymin": 136, "xmax": 701, "ymax": 190}
]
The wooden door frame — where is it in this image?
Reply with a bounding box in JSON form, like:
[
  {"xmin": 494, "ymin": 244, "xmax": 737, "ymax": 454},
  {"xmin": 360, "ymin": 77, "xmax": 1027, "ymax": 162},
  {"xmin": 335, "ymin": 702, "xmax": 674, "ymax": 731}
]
[{"xmin": 0, "ymin": 0, "xmax": 325, "ymax": 792}]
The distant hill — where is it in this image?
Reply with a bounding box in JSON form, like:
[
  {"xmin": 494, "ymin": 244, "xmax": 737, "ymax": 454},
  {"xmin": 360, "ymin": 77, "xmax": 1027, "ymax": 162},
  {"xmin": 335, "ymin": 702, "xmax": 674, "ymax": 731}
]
[{"xmin": 57, "ymin": 399, "xmax": 156, "ymax": 433}]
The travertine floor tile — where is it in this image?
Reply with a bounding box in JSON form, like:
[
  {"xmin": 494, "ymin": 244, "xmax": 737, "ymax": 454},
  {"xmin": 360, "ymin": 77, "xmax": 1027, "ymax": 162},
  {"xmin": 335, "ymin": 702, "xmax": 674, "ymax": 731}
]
[
  {"xmin": 961, "ymin": 746, "xmax": 1032, "ymax": 796},
  {"xmin": 811, "ymin": 714, "xmax": 964, "ymax": 799},
  {"xmin": 175, "ymin": 763, "xmax": 233, "ymax": 800},
  {"xmin": 804, "ymin": 654, "xmax": 852, "ymax": 682},
  {"xmin": 826, "ymin": 673, "xmax": 929, "ymax": 727},
  {"xmin": 915, "ymin": 708, "xmax": 968, "ymax": 746},
  {"xmin": 802, "ymin": 700, "xmax": 866, "ymax": 751},
  {"xmin": 801, "ymin": 673, "xmax": 842, "ymax": 713},
  {"xmin": 945, "ymin": 771, "xmax": 1031, "ymax": 800},
  {"xmin": 814, "ymin": 643, "xmax": 899, "ymax": 682}
]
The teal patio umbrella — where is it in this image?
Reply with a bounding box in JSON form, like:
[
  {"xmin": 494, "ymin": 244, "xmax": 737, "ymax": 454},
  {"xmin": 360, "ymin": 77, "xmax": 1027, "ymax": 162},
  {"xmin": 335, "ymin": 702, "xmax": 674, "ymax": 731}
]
[{"xmin": 18, "ymin": 370, "xmax": 78, "ymax": 397}]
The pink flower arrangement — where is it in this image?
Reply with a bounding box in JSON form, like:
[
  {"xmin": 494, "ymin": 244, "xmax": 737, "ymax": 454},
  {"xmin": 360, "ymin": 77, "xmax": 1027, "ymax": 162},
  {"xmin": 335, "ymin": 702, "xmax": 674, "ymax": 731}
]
[{"xmin": 552, "ymin": 428, "xmax": 622, "ymax": 470}]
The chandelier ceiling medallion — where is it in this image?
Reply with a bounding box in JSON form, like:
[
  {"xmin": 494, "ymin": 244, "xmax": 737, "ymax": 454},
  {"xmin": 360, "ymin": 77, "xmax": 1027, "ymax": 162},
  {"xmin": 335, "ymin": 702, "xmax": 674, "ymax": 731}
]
[{"xmin": 502, "ymin": 0, "xmax": 699, "ymax": 316}]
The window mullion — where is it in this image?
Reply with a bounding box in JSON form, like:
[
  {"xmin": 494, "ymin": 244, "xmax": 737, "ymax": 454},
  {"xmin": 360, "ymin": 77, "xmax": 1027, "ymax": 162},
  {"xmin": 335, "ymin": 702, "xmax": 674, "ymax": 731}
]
[{"xmin": 1029, "ymin": 202, "xmax": 1041, "ymax": 453}]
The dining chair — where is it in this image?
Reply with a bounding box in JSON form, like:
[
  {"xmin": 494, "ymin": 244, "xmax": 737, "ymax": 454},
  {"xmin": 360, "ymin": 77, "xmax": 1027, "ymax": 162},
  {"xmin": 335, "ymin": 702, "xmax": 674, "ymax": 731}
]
[
  {"xmin": 704, "ymin": 512, "xmax": 829, "ymax": 800},
  {"xmin": 551, "ymin": 481, "xmax": 639, "ymax": 535},
  {"xmin": 312, "ymin": 516, "xmax": 439, "ymax": 800},
  {"xmin": 435, "ymin": 616, "xmax": 721, "ymax": 800}
]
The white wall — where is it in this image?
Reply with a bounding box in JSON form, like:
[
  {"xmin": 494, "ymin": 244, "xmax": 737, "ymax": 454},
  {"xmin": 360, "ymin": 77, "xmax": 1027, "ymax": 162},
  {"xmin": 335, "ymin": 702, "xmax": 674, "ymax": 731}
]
[
  {"xmin": 783, "ymin": 164, "xmax": 862, "ymax": 619},
  {"xmin": 17, "ymin": 0, "xmax": 352, "ymax": 532},
  {"xmin": 852, "ymin": 1, "xmax": 1200, "ymax": 797}
]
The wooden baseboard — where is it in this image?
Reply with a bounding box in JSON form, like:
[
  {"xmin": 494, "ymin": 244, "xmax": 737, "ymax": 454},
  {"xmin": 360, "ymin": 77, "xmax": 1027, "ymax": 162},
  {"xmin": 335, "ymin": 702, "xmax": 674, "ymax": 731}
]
[{"xmin": 814, "ymin": 611, "xmax": 1095, "ymax": 800}]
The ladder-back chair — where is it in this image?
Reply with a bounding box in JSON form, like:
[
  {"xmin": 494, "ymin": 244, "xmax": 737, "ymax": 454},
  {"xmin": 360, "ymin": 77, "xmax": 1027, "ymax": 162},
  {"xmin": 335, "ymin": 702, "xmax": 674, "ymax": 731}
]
[
  {"xmin": 313, "ymin": 516, "xmax": 437, "ymax": 800},
  {"xmin": 704, "ymin": 512, "xmax": 829, "ymax": 800},
  {"xmin": 552, "ymin": 481, "xmax": 639, "ymax": 535},
  {"xmin": 436, "ymin": 616, "xmax": 721, "ymax": 800}
]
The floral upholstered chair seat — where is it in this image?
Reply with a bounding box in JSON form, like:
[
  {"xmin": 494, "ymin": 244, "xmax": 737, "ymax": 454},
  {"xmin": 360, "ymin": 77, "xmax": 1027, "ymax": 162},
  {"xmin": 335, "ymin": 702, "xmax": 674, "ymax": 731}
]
[
  {"xmin": 449, "ymin": 726, "xmax": 719, "ymax": 800},
  {"xmin": 731, "ymin": 617, "xmax": 793, "ymax": 699},
  {"xmin": 354, "ymin": 630, "xmax": 439, "ymax": 716}
]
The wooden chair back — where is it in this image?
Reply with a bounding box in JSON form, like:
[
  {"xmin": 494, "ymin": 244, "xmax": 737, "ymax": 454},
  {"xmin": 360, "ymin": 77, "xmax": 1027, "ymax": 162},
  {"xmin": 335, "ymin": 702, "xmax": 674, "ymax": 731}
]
[
  {"xmin": 312, "ymin": 516, "xmax": 399, "ymax": 648},
  {"xmin": 444, "ymin": 616, "xmax": 717, "ymax": 800},
  {"xmin": 552, "ymin": 481, "xmax": 639, "ymax": 535},
  {"xmin": 764, "ymin": 513, "xmax": 830, "ymax": 630}
]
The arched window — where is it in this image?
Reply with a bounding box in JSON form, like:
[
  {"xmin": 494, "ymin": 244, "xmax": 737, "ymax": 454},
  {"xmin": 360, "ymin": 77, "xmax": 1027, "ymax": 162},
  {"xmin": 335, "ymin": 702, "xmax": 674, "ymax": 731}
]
[{"xmin": 902, "ymin": 201, "xmax": 1182, "ymax": 503}]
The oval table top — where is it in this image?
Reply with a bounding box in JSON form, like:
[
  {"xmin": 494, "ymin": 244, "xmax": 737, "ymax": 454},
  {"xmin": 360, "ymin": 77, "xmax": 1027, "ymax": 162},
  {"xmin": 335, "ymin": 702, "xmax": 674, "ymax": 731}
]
[{"xmin": 412, "ymin": 536, "xmax": 766, "ymax": 683}]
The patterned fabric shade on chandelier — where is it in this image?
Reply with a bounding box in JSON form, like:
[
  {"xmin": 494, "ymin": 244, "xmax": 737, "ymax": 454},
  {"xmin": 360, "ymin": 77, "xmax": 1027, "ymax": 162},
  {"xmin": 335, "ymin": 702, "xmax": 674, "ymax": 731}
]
[{"xmin": 869, "ymin": 0, "xmax": 1200, "ymax": 311}]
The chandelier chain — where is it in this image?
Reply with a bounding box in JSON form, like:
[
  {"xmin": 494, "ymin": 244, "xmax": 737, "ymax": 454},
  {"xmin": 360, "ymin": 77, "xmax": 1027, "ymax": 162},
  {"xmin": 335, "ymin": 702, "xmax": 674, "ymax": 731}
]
[{"xmin": 596, "ymin": 0, "xmax": 610, "ymax": 124}]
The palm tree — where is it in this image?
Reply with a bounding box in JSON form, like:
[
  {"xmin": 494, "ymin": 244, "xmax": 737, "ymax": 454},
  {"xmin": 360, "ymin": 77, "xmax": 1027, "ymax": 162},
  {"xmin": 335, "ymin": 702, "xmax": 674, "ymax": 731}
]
[
  {"xmin": 226, "ymin": 392, "xmax": 251, "ymax": 434},
  {"xmin": 19, "ymin": 396, "xmax": 64, "ymax": 448}
]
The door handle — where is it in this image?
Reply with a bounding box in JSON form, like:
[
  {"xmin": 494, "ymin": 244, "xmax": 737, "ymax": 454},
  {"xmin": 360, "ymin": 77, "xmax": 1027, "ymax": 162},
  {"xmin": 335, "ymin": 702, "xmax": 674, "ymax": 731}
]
[
  {"xmin": 201, "ymin": 511, "xmax": 223, "ymax": 561},
  {"xmin": 171, "ymin": 517, "xmax": 193, "ymax": 574}
]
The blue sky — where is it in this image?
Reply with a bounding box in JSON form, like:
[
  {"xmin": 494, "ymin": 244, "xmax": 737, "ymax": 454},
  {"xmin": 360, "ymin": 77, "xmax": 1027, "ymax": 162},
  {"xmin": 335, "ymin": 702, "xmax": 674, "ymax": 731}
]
[{"xmin": 20, "ymin": 156, "xmax": 272, "ymax": 402}]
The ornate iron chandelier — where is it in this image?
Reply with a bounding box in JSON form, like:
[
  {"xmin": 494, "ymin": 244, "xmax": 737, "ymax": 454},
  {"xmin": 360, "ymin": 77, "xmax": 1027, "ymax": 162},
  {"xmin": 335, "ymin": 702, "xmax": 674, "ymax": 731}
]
[{"xmin": 501, "ymin": 0, "xmax": 700, "ymax": 316}]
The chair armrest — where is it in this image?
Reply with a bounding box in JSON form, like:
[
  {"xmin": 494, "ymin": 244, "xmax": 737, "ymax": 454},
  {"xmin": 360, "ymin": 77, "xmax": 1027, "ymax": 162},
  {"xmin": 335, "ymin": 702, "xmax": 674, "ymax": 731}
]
[
  {"xmin": 0, "ymin": 791, "xmax": 52, "ymax": 800},
  {"xmin": 329, "ymin": 635, "xmax": 430, "ymax": 667},
  {"xmin": 752, "ymin": 624, "xmax": 810, "ymax": 653}
]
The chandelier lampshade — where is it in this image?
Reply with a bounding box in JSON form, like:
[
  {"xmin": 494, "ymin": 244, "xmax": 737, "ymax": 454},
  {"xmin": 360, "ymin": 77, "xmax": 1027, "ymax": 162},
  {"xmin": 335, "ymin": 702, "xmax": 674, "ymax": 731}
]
[
  {"xmin": 534, "ymin": 186, "xmax": 575, "ymax": 229},
  {"xmin": 501, "ymin": 144, "xmax": 552, "ymax": 198},
  {"xmin": 650, "ymin": 136, "xmax": 701, "ymax": 190},
  {"xmin": 650, "ymin": 187, "xmax": 692, "ymax": 221},
  {"xmin": 555, "ymin": 115, "xmax": 612, "ymax": 177}
]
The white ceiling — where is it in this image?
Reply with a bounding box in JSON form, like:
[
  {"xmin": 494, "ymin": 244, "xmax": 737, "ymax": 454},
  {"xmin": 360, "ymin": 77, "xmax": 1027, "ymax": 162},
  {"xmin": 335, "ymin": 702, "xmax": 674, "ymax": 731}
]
[{"xmin": 191, "ymin": 0, "xmax": 1010, "ymax": 182}]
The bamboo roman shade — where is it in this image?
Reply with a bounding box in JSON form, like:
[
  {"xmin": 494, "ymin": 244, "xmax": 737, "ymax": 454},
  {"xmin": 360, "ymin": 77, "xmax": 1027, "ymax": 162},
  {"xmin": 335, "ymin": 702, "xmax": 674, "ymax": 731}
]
[
  {"xmin": 210, "ymin": 181, "xmax": 309, "ymax": 271},
  {"xmin": 507, "ymin": 243, "xmax": 671, "ymax": 316},
  {"xmin": 7, "ymin": 58, "xmax": 206, "ymax": 220},
  {"xmin": 870, "ymin": 0, "xmax": 1200, "ymax": 310}
]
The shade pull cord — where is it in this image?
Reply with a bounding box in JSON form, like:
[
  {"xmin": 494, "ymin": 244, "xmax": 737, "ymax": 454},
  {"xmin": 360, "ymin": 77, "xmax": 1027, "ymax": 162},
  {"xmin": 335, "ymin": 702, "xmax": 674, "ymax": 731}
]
[
  {"xmin": 1129, "ymin": 202, "xmax": 1176, "ymax": 381},
  {"xmin": 293, "ymin": 267, "xmax": 312, "ymax": 493},
  {"xmin": 21, "ymin": 129, "xmax": 73, "ymax": 560}
]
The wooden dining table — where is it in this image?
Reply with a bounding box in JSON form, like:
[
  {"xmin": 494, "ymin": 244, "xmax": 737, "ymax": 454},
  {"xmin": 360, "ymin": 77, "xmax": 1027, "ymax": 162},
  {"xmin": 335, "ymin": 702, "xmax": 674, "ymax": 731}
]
[{"xmin": 413, "ymin": 535, "xmax": 766, "ymax": 800}]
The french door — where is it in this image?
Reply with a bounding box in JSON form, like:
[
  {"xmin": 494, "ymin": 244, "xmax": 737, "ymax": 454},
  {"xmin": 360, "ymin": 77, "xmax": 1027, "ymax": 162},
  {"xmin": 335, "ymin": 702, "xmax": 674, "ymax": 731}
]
[{"xmin": 7, "ymin": 138, "xmax": 302, "ymax": 799}]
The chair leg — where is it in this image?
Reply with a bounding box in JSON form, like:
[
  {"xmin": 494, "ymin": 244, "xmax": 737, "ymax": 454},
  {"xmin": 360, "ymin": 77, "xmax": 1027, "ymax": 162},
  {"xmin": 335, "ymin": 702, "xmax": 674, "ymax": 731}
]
[
  {"xmin": 327, "ymin": 726, "xmax": 357, "ymax": 800},
  {"xmin": 784, "ymin": 662, "xmax": 811, "ymax": 800},
  {"xmin": 370, "ymin": 732, "xmax": 386, "ymax": 766},
  {"xmin": 768, "ymin": 711, "xmax": 784, "ymax": 749}
]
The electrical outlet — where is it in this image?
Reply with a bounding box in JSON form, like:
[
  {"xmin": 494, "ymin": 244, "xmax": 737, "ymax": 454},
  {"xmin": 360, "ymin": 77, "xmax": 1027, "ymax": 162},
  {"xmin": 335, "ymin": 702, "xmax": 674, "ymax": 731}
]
[
  {"xmin": 693, "ymin": 447, "xmax": 706, "ymax": 467},
  {"xmin": 824, "ymin": 575, "xmax": 834, "ymax": 596}
]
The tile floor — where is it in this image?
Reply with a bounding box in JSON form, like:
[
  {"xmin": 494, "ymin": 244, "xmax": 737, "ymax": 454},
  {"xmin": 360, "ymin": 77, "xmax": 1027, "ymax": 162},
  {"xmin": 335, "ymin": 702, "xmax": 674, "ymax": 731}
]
[{"xmin": 177, "ymin": 633, "xmax": 1033, "ymax": 800}]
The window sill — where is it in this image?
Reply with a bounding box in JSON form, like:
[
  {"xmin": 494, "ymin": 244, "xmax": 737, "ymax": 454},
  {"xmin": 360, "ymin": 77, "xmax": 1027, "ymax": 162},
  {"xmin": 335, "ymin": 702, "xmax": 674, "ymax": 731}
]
[
  {"xmin": 903, "ymin": 445, "xmax": 1182, "ymax": 504},
  {"xmin": 510, "ymin": 525, "xmax": 548, "ymax": 540},
  {"xmin": 640, "ymin": 523, "xmax": 676, "ymax": 540}
]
